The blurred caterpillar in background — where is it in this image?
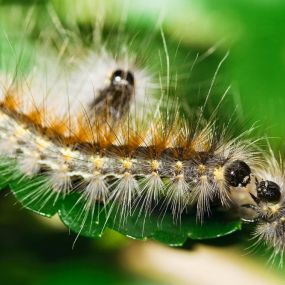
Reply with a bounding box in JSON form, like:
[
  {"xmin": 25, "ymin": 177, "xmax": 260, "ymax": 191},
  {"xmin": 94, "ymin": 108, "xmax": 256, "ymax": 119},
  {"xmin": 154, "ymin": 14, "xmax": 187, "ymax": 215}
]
[{"xmin": 1, "ymin": 5, "xmax": 280, "ymax": 261}]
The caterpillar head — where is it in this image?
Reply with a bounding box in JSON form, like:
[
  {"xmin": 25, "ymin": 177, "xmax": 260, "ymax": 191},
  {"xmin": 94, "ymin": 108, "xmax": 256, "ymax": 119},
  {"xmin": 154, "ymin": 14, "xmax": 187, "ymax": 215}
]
[
  {"xmin": 256, "ymin": 180, "xmax": 281, "ymax": 203},
  {"xmin": 224, "ymin": 160, "xmax": 251, "ymax": 188},
  {"xmin": 110, "ymin": 69, "xmax": 135, "ymax": 87}
]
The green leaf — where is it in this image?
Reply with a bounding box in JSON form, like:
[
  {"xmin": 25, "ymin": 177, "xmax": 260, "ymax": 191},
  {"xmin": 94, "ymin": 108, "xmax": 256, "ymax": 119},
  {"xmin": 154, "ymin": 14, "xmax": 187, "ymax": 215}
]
[
  {"xmin": 58, "ymin": 192, "xmax": 107, "ymax": 238},
  {"xmin": 59, "ymin": 192, "xmax": 242, "ymax": 245},
  {"xmin": 110, "ymin": 207, "xmax": 241, "ymax": 245},
  {"xmin": 10, "ymin": 175, "xmax": 63, "ymax": 218}
]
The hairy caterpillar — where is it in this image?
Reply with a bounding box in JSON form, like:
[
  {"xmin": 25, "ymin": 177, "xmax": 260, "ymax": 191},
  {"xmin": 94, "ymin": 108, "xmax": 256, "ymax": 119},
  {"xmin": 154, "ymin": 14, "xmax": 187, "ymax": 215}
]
[
  {"xmin": 0, "ymin": 48, "xmax": 259, "ymax": 228},
  {"xmin": 0, "ymin": 7, "xmax": 264, "ymax": 245},
  {"xmin": 2, "ymin": 2, "xmax": 285, "ymax": 271}
]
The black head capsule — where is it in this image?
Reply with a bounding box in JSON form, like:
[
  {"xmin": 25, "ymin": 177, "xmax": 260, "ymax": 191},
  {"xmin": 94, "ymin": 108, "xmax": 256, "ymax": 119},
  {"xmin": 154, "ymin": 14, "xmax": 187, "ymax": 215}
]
[
  {"xmin": 90, "ymin": 69, "xmax": 135, "ymax": 121},
  {"xmin": 110, "ymin": 69, "xmax": 135, "ymax": 87},
  {"xmin": 256, "ymin": 180, "xmax": 281, "ymax": 203},
  {"xmin": 225, "ymin": 160, "xmax": 251, "ymax": 187}
]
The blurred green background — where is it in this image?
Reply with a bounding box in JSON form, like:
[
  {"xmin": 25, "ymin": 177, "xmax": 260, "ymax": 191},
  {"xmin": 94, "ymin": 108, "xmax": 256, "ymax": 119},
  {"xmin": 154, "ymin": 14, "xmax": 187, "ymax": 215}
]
[{"xmin": 1, "ymin": 0, "xmax": 285, "ymax": 284}]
